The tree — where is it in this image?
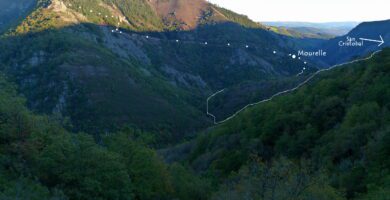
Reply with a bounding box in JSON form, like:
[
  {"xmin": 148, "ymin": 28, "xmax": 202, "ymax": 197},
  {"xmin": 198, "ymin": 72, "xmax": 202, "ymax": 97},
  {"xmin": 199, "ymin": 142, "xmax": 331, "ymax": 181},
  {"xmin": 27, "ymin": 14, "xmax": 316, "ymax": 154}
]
[
  {"xmin": 105, "ymin": 132, "xmax": 173, "ymax": 199},
  {"xmin": 212, "ymin": 157, "xmax": 345, "ymax": 200}
]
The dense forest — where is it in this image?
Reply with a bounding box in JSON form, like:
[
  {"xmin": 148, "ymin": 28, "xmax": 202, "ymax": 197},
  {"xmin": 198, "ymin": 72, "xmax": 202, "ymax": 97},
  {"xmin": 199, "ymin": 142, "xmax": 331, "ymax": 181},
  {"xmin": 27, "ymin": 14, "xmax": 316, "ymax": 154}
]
[
  {"xmin": 1, "ymin": 49, "xmax": 388, "ymax": 200},
  {"xmin": 0, "ymin": 0, "xmax": 389, "ymax": 199},
  {"xmin": 187, "ymin": 48, "xmax": 390, "ymax": 200},
  {"xmin": 0, "ymin": 73, "xmax": 212, "ymax": 199}
]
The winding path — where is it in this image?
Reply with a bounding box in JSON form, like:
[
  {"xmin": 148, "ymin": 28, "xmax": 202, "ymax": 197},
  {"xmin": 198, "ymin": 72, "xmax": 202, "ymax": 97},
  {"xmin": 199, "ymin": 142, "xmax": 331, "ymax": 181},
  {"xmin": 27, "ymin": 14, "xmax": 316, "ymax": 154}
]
[{"xmin": 207, "ymin": 50, "xmax": 382, "ymax": 125}]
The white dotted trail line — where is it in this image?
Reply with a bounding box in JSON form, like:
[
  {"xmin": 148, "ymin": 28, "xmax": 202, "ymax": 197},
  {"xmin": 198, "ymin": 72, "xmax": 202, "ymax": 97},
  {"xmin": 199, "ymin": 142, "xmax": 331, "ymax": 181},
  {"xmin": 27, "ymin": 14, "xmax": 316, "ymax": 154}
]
[
  {"xmin": 206, "ymin": 89, "xmax": 225, "ymax": 124},
  {"xmin": 70, "ymin": 5, "xmax": 308, "ymax": 57},
  {"xmin": 67, "ymin": 5, "xmax": 382, "ymax": 125},
  {"xmin": 207, "ymin": 50, "xmax": 382, "ymax": 125},
  {"xmin": 296, "ymin": 70, "xmax": 304, "ymax": 77}
]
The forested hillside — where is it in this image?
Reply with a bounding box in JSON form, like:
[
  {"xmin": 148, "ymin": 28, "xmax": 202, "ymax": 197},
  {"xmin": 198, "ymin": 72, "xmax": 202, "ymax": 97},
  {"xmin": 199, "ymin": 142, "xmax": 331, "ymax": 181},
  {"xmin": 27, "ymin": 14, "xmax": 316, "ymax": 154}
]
[
  {"xmin": 0, "ymin": 74, "xmax": 211, "ymax": 199},
  {"xmin": 2, "ymin": 49, "xmax": 387, "ymax": 200},
  {"xmin": 185, "ymin": 49, "xmax": 390, "ymax": 199},
  {"xmin": 0, "ymin": 0, "xmax": 389, "ymax": 199},
  {"xmin": 0, "ymin": 0, "xmax": 308, "ymax": 139}
]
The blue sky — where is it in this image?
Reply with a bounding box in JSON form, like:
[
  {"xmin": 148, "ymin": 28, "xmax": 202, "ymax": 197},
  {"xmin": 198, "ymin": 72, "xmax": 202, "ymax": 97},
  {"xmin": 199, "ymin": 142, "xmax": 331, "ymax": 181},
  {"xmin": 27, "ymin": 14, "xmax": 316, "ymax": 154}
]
[{"xmin": 207, "ymin": 0, "xmax": 390, "ymax": 22}]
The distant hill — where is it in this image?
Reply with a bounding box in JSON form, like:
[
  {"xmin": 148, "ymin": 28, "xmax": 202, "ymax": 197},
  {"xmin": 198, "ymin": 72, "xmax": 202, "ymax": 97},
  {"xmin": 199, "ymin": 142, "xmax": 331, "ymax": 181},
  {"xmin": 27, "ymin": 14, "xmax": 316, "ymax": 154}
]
[
  {"xmin": 268, "ymin": 26, "xmax": 336, "ymax": 39},
  {"xmin": 263, "ymin": 21, "xmax": 360, "ymax": 39},
  {"xmin": 319, "ymin": 19, "xmax": 390, "ymax": 65},
  {"xmin": 263, "ymin": 21, "xmax": 359, "ymax": 29}
]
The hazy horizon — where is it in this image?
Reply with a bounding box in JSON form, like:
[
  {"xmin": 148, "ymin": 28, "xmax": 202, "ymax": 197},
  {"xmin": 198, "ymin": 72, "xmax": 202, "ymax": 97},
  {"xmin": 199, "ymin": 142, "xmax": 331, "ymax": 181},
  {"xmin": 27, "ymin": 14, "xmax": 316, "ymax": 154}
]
[
  {"xmin": 260, "ymin": 21, "xmax": 360, "ymax": 23},
  {"xmin": 207, "ymin": 0, "xmax": 390, "ymax": 23}
]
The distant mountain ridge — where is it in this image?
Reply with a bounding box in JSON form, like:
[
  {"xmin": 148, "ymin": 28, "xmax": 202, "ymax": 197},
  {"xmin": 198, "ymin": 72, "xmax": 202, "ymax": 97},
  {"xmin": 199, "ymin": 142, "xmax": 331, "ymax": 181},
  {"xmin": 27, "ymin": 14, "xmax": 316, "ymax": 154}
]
[
  {"xmin": 319, "ymin": 19, "xmax": 390, "ymax": 65},
  {"xmin": 263, "ymin": 21, "xmax": 360, "ymax": 29},
  {"xmin": 263, "ymin": 21, "xmax": 360, "ymax": 39},
  {"xmin": 268, "ymin": 26, "xmax": 337, "ymax": 39}
]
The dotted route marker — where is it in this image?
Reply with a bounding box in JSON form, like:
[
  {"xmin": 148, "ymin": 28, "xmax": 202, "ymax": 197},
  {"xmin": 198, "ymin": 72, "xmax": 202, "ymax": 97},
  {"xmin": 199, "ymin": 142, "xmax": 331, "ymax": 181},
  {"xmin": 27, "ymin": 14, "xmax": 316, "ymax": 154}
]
[{"xmin": 206, "ymin": 50, "xmax": 382, "ymax": 125}]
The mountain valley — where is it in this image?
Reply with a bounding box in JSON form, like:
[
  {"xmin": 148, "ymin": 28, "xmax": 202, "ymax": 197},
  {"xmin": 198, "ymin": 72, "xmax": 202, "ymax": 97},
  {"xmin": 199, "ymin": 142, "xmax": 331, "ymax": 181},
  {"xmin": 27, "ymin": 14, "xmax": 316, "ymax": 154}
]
[{"xmin": 0, "ymin": 0, "xmax": 389, "ymax": 199}]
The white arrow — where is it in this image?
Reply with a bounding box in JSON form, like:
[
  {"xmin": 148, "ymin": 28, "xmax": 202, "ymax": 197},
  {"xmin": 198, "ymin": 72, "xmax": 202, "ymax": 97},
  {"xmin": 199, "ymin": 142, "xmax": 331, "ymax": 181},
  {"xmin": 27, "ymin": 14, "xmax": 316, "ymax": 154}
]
[{"xmin": 359, "ymin": 35, "xmax": 385, "ymax": 47}]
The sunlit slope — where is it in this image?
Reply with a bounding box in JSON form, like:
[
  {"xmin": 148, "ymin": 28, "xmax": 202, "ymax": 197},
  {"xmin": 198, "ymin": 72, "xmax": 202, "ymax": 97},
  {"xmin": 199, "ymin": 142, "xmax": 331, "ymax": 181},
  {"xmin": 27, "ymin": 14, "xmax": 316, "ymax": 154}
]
[{"xmin": 0, "ymin": 0, "xmax": 306, "ymax": 137}]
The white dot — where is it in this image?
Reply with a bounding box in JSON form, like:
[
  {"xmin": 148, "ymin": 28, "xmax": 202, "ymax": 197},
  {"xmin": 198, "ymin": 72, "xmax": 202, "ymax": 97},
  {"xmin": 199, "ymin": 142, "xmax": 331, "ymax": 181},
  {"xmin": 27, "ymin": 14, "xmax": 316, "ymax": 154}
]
[
  {"xmin": 288, "ymin": 54, "xmax": 292, "ymax": 56},
  {"xmin": 119, "ymin": 31, "xmax": 122, "ymax": 34},
  {"xmin": 245, "ymin": 45, "xmax": 249, "ymax": 48},
  {"xmin": 79, "ymin": 6, "xmax": 81, "ymax": 9},
  {"xmin": 146, "ymin": 36, "xmax": 149, "ymax": 38},
  {"xmin": 304, "ymin": 62, "xmax": 307, "ymax": 64},
  {"xmin": 98, "ymin": 13, "xmax": 101, "ymax": 15},
  {"xmin": 303, "ymin": 67, "xmax": 306, "ymax": 70},
  {"xmin": 205, "ymin": 42, "xmax": 208, "ymax": 45},
  {"xmin": 111, "ymin": 30, "xmax": 114, "ymax": 32},
  {"xmin": 176, "ymin": 40, "xmax": 179, "ymax": 42},
  {"xmin": 90, "ymin": 10, "xmax": 93, "ymax": 13},
  {"xmin": 273, "ymin": 51, "xmax": 277, "ymax": 54},
  {"xmin": 298, "ymin": 57, "xmax": 301, "ymax": 60},
  {"xmin": 292, "ymin": 55, "xmax": 296, "ymax": 59},
  {"xmin": 227, "ymin": 43, "xmax": 230, "ymax": 46}
]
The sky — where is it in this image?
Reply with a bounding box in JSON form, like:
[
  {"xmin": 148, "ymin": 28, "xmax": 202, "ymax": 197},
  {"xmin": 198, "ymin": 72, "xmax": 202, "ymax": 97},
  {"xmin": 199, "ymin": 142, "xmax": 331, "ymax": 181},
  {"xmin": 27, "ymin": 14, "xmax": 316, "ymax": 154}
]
[{"xmin": 207, "ymin": 0, "xmax": 390, "ymax": 23}]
